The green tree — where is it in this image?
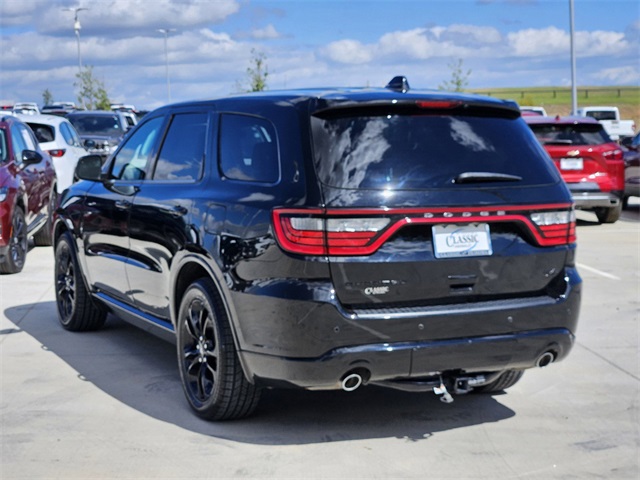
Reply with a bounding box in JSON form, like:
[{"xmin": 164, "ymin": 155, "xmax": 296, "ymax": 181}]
[
  {"xmin": 246, "ymin": 48, "xmax": 269, "ymax": 92},
  {"xmin": 438, "ymin": 58, "xmax": 471, "ymax": 92},
  {"xmin": 42, "ymin": 89, "xmax": 54, "ymax": 106},
  {"xmin": 75, "ymin": 65, "xmax": 111, "ymax": 110}
]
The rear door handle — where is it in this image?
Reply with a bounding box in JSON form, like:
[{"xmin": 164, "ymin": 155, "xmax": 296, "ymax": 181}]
[{"xmin": 115, "ymin": 200, "xmax": 132, "ymax": 210}]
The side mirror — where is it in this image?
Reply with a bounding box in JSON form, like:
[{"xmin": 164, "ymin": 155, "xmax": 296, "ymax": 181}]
[
  {"xmin": 21, "ymin": 149, "xmax": 43, "ymax": 167},
  {"xmin": 75, "ymin": 154, "xmax": 103, "ymax": 181},
  {"xmin": 84, "ymin": 139, "xmax": 96, "ymax": 149}
]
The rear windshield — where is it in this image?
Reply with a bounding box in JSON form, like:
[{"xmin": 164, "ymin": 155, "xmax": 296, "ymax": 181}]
[
  {"xmin": 69, "ymin": 115, "xmax": 123, "ymax": 136},
  {"xmin": 311, "ymin": 113, "xmax": 558, "ymax": 189},
  {"xmin": 529, "ymin": 123, "xmax": 610, "ymax": 146}
]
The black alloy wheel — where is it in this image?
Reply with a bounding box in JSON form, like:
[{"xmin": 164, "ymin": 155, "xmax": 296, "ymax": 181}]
[
  {"xmin": 0, "ymin": 206, "xmax": 27, "ymax": 274},
  {"xmin": 54, "ymin": 232, "xmax": 106, "ymax": 331},
  {"xmin": 176, "ymin": 279, "xmax": 260, "ymax": 420}
]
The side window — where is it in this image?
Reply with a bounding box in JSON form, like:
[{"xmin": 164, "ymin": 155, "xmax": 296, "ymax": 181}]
[
  {"xmin": 60, "ymin": 122, "xmax": 77, "ymax": 147},
  {"xmin": 0, "ymin": 130, "xmax": 7, "ymax": 162},
  {"xmin": 10, "ymin": 124, "xmax": 28, "ymax": 162},
  {"xmin": 152, "ymin": 113, "xmax": 207, "ymax": 182},
  {"xmin": 219, "ymin": 113, "xmax": 279, "ymax": 183},
  {"xmin": 110, "ymin": 116, "xmax": 164, "ymax": 181}
]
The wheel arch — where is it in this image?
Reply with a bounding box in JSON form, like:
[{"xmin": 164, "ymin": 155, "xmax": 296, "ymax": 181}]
[{"xmin": 171, "ymin": 252, "xmax": 254, "ymax": 383}]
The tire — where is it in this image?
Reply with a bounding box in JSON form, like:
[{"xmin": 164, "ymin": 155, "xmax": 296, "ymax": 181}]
[
  {"xmin": 176, "ymin": 278, "xmax": 261, "ymax": 421},
  {"xmin": 622, "ymin": 195, "xmax": 630, "ymax": 210},
  {"xmin": 33, "ymin": 189, "xmax": 56, "ymax": 246},
  {"xmin": 594, "ymin": 204, "xmax": 621, "ymax": 224},
  {"xmin": 474, "ymin": 370, "xmax": 524, "ymax": 393},
  {"xmin": 54, "ymin": 232, "xmax": 106, "ymax": 331},
  {"xmin": 0, "ymin": 205, "xmax": 27, "ymax": 274}
]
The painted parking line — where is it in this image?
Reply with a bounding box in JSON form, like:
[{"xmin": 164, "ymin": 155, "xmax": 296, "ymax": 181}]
[{"xmin": 576, "ymin": 263, "xmax": 621, "ymax": 281}]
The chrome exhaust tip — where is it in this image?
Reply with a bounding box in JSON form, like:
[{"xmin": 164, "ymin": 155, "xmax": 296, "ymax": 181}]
[
  {"xmin": 341, "ymin": 373, "xmax": 363, "ymax": 392},
  {"xmin": 536, "ymin": 351, "xmax": 555, "ymax": 368}
]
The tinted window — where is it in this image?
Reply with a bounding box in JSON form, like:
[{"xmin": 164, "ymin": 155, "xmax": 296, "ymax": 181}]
[
  {"xmin": 219, "ymin": 114, "xmax": 279, "ymax": 183},
  {"xmin": 153, "ymin": 113, "xmax": 207, "ymax": 182},
  {"xmin": 529, "ymin": 123, "xmax": 610, "ymax": 146},
  {"xmin": 27, "ymin": 123, "xmax": 55, "ymax": 143},
  {"xmin": 585, "ymin": 111, "xmax": 616, "ymax": 121},
  {"xmin": 69, "ymin": 114, "xmax": 124, "ymax": 136},
  {"xmin": 311, "ymin": 114, "xmax": 557, "ymax": 189},
  {"xmin": 110, "ymin": 116, "xmax": 164, "ymax": 180}
]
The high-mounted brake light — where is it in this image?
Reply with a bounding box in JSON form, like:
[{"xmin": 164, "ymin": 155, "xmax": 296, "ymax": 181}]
[
  {"xmin": 47, "ymin": 149, "xmax": 66, "ymax": 157},
  {"xmin": 416, "ymin": 100, "xmax": 462, "ymax": 109}
]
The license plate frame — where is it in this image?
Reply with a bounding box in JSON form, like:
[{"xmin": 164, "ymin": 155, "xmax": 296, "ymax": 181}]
[{"xmin": 432, "ymin": 223, "xmax": 493, "ymax": 259}]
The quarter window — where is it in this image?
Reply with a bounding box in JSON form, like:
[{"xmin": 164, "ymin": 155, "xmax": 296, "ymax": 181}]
[
  {"xmin": 219, "ymin": 114, "xmax": 279, "ymax": 183},
  {"xmin": 153, "ymin": 113, "xmax": 207, "ymax": 182}
]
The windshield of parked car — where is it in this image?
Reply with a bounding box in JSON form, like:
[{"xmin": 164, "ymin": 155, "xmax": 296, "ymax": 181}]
[
  {"xmin": 68, "ymin": 115, "xmax": 123, "ymax": 136},
  {"xmin": 311, "ymin": 112, "xmax": 558, "ymax": 189},
  {"xmin": 528, "ymin": 124, "xmax": 611, "ymax": 146}
]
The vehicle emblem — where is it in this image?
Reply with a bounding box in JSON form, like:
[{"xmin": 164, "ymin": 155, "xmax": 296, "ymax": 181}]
[{"xmin": 567, "ymin": 150, "xmax": 580, "ymax": 157}]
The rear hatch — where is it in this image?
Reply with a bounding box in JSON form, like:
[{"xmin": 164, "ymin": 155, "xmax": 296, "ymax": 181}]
[
  {"xmin": 528, "ymin": 122, "xmax": 624, "ymax": 192},
  {"xmin": 279, "ymin": 98, "xmax": 575, "ymax": 309}
]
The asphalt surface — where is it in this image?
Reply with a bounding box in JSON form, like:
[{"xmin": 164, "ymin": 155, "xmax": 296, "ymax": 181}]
[{"xmin": 1, "ymin": 203, "xmax": 639, "ymax": 480}]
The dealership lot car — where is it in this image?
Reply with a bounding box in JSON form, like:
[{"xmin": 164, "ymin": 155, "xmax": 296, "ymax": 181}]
[
  {"xmin": 525, "ymin": 115, "xmax": 625, "ymax": 223},
  {"xmin": 54, "ymin": 78, "xmax": 581, "ymax": 420},
  {"xmin": 17, "ymin": 114, "xmax": 87, "ymax": 193},
  {"xmin": 0, "ymin": 115, "xmax": 56, "ymax": 273},
  {"xmin": 66, "ymin": 110, "xmax": 130, "ymax": 162}
]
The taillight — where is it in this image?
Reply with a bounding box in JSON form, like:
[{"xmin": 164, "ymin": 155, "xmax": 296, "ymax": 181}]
[
  {"xmin": 47, "ymin": 149, "xmax": 66, "ymax": 157},
  {"xmin": 273, "ymin": 209, "xmax": 391, "ymax": 255},
  {"xmin": 530, "ymin": 209, "xmax": 576, "ymax": 245},
  {"xmin": 603, "ymin": 149, "xmax": 623, "ymax": 162},
  {"xmin": 273, "ymin": 204, "xmax": 576, "ymax": 256}
]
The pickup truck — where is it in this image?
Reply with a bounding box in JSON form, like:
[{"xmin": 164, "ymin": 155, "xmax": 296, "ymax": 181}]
[{"xmin": 575, "ymin": 106, "xmax": 635, "ymax": 142}]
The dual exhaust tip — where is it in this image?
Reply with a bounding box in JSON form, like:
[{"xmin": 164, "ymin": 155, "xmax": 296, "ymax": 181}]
[{"xmin": 341, "ymin": 351, "xmax": 556, "ymax": 392}]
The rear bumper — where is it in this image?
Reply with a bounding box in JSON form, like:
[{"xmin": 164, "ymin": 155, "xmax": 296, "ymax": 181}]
[
  {"xmin": 242, "ymin": 328, "xmax": 575, "ymax": 390},
  {"xmin": 237, "ymin": 267, "xmax": 582, "ymax": 390},
  {"xmin": 568, "ymin": 183, "xmax": 622, "ymax": 209}
]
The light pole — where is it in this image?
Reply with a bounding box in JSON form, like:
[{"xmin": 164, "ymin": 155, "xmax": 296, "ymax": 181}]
[
  {"xmin": 569, "ymin": 0, "xmax": 577, "ymax": 114},
  {"xmin": 158, "ymin": 28, "xmax": 176, "ymax": 103},
  {"xmin": 65, "ymin": 7, "xmax": 88, "ymax": 73}
]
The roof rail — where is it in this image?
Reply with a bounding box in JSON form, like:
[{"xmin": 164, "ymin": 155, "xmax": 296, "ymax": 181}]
[{"xmin": 385, "ymin": 76, "xmax": 410, "ymax": 93}]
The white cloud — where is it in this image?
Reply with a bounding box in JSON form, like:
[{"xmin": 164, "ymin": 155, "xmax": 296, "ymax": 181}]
[
  {"xmin": 592, "ymin": 66, "xmax": 640, "ymax": 85},
  {"xmin": 251, "ymin": 24, "xmax": 282, "ymax": 40},
  {"xmin": 321, "ymin": 39, "xmax": 373, "ymax": 64}
]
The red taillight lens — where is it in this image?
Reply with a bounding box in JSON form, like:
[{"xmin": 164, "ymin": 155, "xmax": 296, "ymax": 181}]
[
  {"xmin": 529, "ymin": 210, "xmax": 576, "ymax": 245},
  {"xmin": 47, "ymin": 149, "xmax": 66, "ymax": 157},
  {"xmin": 273, "ymin": 209, "xmax": 391, "ymax": 255},
  {"xmin": 273, "ymin": 205, "xmax": 576, "ymax": 256},
  {"xmin": 603, "ymin": 149, "xmax": 623, "ymax": 161}
]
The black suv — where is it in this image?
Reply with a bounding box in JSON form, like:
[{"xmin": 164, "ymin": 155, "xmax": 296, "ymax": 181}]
[{"xmin": 54, "ymin": 77, "xmax": 581, "ymax": 420}]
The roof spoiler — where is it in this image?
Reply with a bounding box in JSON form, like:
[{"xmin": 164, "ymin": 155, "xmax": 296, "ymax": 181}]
[{"xmin": 385, "ymin": 76, "xmax": 410, "ymax": 93}]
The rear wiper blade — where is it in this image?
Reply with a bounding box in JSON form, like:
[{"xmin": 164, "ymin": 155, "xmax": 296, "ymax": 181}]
[{"xmin": 453, "ymin": 172, "xmax": 523, "ymax": 184}]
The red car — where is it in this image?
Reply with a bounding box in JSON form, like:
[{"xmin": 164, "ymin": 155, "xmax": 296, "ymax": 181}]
[
  {"xmin": 0, "ymin": 114, "xmax": 57, "ymax": 273},
  {"xmin": 525, "ymin": 115, "xmax": 624, "ymax": 223}
]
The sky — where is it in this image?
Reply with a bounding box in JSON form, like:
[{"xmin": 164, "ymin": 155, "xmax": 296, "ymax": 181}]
[{"xmin": 1, "ymin": 0, "xmax": 638, "ymax": 111}]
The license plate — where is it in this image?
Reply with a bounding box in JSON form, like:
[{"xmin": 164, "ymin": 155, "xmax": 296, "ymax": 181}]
[
  {"xmin": 432, "ymin": 223, "xmax": 492, "ymax": 259},
  {"xmin": 560, "ymin": 157, "xmax": 583, "ymax": 170}
]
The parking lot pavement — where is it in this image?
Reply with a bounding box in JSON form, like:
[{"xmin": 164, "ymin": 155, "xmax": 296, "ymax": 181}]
[{"xmin": 1, "ymin": 204, "xmax": 639, "ymax": 480}]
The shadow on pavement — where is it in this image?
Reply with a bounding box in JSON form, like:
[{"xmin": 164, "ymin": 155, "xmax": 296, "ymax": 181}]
[{"xmin": 5, "ymin": 301, "xmax": 516, "ymax": 445}]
